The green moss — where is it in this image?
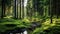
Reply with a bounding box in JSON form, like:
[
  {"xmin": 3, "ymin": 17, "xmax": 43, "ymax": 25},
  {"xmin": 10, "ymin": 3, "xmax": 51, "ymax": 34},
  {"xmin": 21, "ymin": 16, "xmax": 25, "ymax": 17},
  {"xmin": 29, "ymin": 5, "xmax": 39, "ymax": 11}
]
[{"xmin": 0, "ymin": 18, "xmax": 31, "ymax": 32}]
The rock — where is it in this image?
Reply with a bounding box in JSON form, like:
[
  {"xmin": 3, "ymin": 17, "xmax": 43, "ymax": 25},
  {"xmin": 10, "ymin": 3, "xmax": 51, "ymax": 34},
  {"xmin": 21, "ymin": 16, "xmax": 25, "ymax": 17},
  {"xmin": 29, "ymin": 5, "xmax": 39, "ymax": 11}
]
[
  {"xmin": 31, "ymin": 22, "xmax": 41, "ymax": 28},
  {"xmin": 28, "ymin": 22, "xmax": 41, "ymax": 31},
  {"xmin": 3, "ymin": 27, "xmax": 28, "ymax": 34}
]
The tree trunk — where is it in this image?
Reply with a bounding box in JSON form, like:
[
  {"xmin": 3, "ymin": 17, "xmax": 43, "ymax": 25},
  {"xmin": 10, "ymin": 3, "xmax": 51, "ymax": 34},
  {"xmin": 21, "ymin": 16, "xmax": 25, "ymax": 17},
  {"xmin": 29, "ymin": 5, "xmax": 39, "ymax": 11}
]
[
  {"xmin": 19, "ymin": 0, "xmax": 22, "ymax": 19},
  {"xmin": 14, "ymin": 0, "xmax": 17, "ymax": 19},
  {"xmin": 22, "ymin": 0, "xmax": 24, "ymax": 19},
  {"xmin": 50, "ymin": 0, "xmax": 52, "ymax": 23},
  {"xmin": 16, "ymin": 0, "xmax": 18, "ymax": 19},
  {"xmin": 1, "ymin": 0, "xmax": 6, "ymax": 18}
]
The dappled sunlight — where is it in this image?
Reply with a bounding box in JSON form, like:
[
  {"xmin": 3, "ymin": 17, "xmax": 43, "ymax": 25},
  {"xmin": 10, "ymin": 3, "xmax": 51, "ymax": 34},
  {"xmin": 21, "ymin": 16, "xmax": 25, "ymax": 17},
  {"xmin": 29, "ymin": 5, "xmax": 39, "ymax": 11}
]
[
  {"xmin": 32, "ymin": 18, "xmax": 57, "ymax": 34},
  {"xmin": 23, "ymin": 18, "xmax": 30, "ymax": 23},
  {"xmin": 4, "ymin": 16, "xmax": 13, "ymax": 18},
  {"xmin": 42, "ymin": 19, "xmax": 50, "ymax": 25},
  {"xmin": 0, "ymin": 0, "xmax": 60, "ymax": 34}
]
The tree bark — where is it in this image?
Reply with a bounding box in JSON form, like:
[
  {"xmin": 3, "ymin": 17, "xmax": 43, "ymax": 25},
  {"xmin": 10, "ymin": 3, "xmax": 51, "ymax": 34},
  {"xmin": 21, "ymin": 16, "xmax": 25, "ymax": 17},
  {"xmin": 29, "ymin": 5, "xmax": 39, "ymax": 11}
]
[
  {"xmin": 1, "ymin": 0, "xmax": 6, "ymax": 18},
  {"xmin": 14, "ymin": 0, "xmax": 17, "ymax": 19}
]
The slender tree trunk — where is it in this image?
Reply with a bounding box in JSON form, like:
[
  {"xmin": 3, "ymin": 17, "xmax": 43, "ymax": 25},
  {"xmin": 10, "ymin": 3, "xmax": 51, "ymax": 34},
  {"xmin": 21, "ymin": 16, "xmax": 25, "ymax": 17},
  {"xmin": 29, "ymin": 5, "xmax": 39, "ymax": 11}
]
[
  {"xmin": 22, "ymin": 0, "xmax": 24, "ymax": 19},
  {"xmin": 20, "ymin": 0, "xmax": 22, "ymax": 19},
  {"xmin": 16, "ymin": 0, "xmax": 18, "ymax": 18},
  {"xmin": 14, "ymin": 0, "xmax": 17, "ymax": 19},
  {"xmin": 1, "ymin": 0, "xmax": 4, "ymax": 18},
  {"xmin": 1, "ymin": 0, "xmax": 5, "ymax": 18},
  {"xmin": 50, "ymin": 0, "xmax": 52, "ymax": 23}
]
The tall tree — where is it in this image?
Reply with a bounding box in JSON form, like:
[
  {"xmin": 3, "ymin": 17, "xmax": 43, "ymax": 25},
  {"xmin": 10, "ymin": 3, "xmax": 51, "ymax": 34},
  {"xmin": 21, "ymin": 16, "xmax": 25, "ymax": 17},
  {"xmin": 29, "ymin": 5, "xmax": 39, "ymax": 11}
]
[
  {"xmin": 14, "ymin": 0, "xmax": 17, "ymax": 19},
  {"xmin": 1, "ymin": 0, "xmax": 6, "ymax": 18},
  {"xmin": 50, "ymin": 0, "xmax": 53, "ymax": 23},
  {"xmin": 21, "ymin": 0, "xmax": 24, "ymax": 19},
  {"xmin": 19, "ymin": 0, "xmax": 22, "ymax": 19},
  {"xmin": 16, "ymin": 0, "xmax": 18, "ymax": 18}
]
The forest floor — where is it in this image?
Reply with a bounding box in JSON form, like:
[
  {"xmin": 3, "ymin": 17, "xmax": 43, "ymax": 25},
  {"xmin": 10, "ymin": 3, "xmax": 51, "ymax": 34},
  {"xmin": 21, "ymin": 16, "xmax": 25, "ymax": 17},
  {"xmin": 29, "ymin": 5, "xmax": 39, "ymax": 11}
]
[
  {"xmin": 0, "ymin": 18, "xmax": 60, "ymax": 34},
  {"xmin": 0, "ymin": 18, "xmax": 31, "ymax": 32},
  {"xmin": 32, "ymin": 18, "xmax": 60, "ymax": 34}
]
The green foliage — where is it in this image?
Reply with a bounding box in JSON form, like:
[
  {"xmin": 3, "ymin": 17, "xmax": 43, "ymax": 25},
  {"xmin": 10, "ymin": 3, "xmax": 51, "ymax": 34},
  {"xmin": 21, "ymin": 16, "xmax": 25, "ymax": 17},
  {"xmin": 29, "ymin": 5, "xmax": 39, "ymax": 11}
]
[
  {"xmin": 32, "ymin": 18, "xmax": 60, "ymax": 34},
  {"xmin": 0, "ymin": 0, "xmax": 60, "ymax": 34},
  {"xmin": 0, "ymin": 18, "xmax": 31, "ymax": 32}
]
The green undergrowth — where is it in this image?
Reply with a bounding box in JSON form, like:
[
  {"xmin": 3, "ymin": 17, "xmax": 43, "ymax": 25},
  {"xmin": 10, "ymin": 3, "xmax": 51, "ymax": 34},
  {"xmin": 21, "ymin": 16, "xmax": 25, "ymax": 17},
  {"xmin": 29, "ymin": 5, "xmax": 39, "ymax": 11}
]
[
  {"xmin": 0, "ymin": 18, "xmax": 31, "ymax": 32},
  {"xmin": 32, "ymin": 18, "xmax": 60, "ymax": 34},
  {"xmin": 0, "ymin": 17, "xmax": 60, "ymax": 34}
]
